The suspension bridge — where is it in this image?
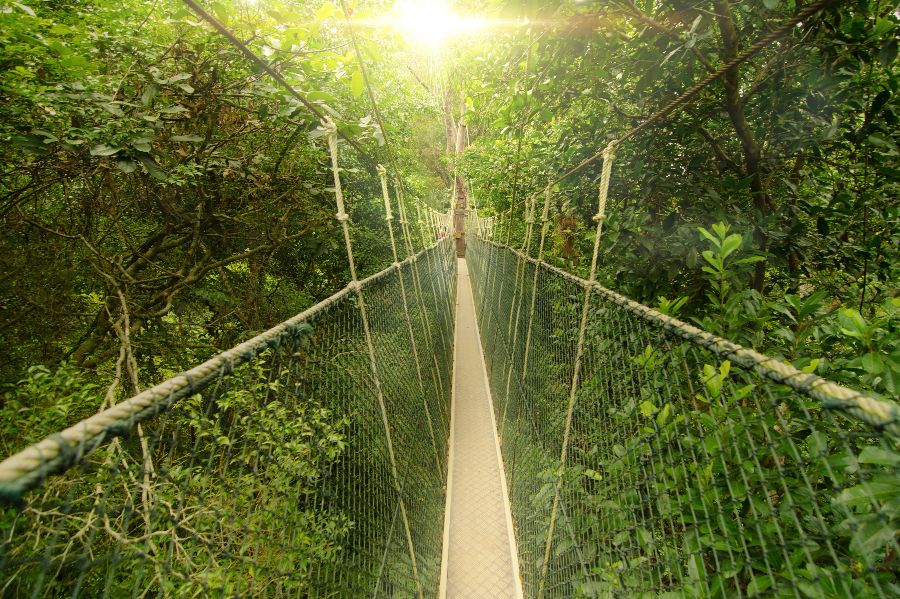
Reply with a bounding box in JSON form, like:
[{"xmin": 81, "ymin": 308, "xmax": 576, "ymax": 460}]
[{"xmin": 1, "ymin": 0, "xmax": 898, "ymax": 597}]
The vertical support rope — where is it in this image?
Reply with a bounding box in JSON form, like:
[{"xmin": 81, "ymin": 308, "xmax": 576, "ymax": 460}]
[
  {"xmin": 378, "ymin": 165, "xmax": 443, "ymax": 482},
  {"xmin": 499, "ymin": 193, "xmax": 537, "ymax": 439},
  {"xmin": 397, "ymin": 179, "xmax": 454, "ymax": 442},
  {"xmin": 325, "ymin": 121, "xmax": 423, "ymax": 598},
  {"xmin": 538, "ymin": 143, "xmax": 616, "ymax": 599},
  {"xmin": 520, "ymin": 188, "xmax": 553, "ymax": 381},
  {"xmin": 414, "ymin": 202, "xmax": 427, "ymax": 250}
]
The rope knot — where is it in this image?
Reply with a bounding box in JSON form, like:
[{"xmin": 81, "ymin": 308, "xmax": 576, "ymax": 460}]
[
  {"xmin": 376, "ymin": 164, "xmax": 387, "ymax": 176},
  {"xmin": 335, "ymin": 212, "xmax": 350, "ymax": 222},
  {"xmin": 592, "ymin": 213, "xmax": 606, "ymax": 222},
  {"xmin": 321, "ymin": 117, "xmax": 337, "ymax": 135}
]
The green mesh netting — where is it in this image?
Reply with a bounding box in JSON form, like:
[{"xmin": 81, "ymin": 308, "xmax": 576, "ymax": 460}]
[
  {"xmin": 467, "ymin": 234, "xmax": 899, "ymax": 599},
  {"xmin": 0, "ymin": 238, "xmax": 455, "ymax": 598}
]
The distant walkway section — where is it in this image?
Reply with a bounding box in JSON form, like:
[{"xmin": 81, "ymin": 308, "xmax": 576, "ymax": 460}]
[{"xmin": 440, "ymin": 258, "xmax": 522, "ymax": 598}]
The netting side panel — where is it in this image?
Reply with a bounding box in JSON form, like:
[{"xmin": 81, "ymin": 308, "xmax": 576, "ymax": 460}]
[
  {"xmin": 0, "ymin": 240, "xmax": 456, "ymax": 598},
  {"xmin": 469, "ymin": 241, "xmax": 898, "ymax": 599},
  {"xmin": 543, "ymin": 291, "xmax": 899, "ymax": 598}
]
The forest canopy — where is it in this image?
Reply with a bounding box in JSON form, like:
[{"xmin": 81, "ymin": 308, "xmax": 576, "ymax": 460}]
[
  {"xmin": 0, "ymin": 0, "xmax": 897, "ymax": 468},
  {"xmin": 0, "ymin": 1, "xmax": 898, "ymax": 597}
]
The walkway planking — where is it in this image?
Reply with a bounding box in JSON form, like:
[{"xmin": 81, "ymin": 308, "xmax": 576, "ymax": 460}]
[{"xmin": 440, "ymin": 258, "xmax": 523, "ymax": 598}]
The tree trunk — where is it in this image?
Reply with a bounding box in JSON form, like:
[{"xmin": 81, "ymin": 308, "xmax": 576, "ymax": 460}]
[
  {"xmin": 713, "ymin": 0, "xmax": 771, "ymax": 290},
  {"xmin": 452, "ymin": 99, "xmax": 468, "ymax": 257}
]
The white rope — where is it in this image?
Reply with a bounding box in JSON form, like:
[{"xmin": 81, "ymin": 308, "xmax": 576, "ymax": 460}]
[
  {"xmin": 521, "ymin": 188, "xmax": 552, "ymax": 380},
  {"xmin": 397, "ymin": 187, "xmax": 455, "ymax": 390},
  {"xmin": 538, "ymin": 147, "xmax": 615, "ymax": 599},
  {"xmin": 325, "ymin": 121, "xmax": 423, "ymax": 597},
  {"xmin": 498, "ymin": 193, "xmax": 537, "ymax": 439}
]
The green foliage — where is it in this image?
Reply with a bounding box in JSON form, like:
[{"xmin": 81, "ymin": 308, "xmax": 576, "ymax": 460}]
[
  {"xmin": 0, "ymin": 363, "xmax": 101, "ymax": 455},
  {"xmin": 459, "ymin": 0, "xmax": 900, "ymax": 395}
]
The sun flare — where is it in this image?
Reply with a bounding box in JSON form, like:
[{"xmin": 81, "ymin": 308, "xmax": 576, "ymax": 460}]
[{"xmin": 393, "ymin": 0, "xmax": 485, "ymax": 49}]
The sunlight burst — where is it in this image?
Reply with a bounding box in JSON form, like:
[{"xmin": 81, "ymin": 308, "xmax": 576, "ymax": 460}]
[{"xmin": 393, "ymin": 0, "xmax": 485, "ymax": 49}]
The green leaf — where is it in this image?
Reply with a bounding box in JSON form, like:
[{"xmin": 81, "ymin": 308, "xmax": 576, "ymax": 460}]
[
  {"xmin": 640, "ymin": 400, "xmax": 658, "ymax": 418},
  {"xmin": 350, "ymin": 70, "xmax": 364, "ymax": 98},
  {"xmin": 747, "ymin": 575, "xmax": 773, "ymax": 597},
  {"xmin": 878, "ymin": 38, "xmax": 898, "ymax": 66},
  {"xmin": 697, "ymin": 226, "xmax": 719, "ymax": 247},
  {"xmin": 116, "ymin": 159, "xmax": 137, "ymax": 173},
  {"xmin": 130, "ymin": 138, "xmax": 152, "ymax": 153},
  {"xmin": 90, "ymin": 144, "xmax": 120, "ymax": 156},
  {"xmin": 686, "ymin": 554, "xmax": 706, "ymax": 581},
  {"xmin": 860, "ymin": 352, "xmax": 884, "ymax": 374},
  {"xmin": 807, "ymin": 430, "xmax": 828, "ymax": 457},
  {"xmin": 656, "ymin": 403, "xmax": 672, "ymax": 426},
  {"xmin": 762, "ymin": 0, "xmax": 779, "ymax": 9},
  {"xmin": 636, "ymin": 527, "xmax": 653, "ymax": 550},
  {"xmin": 307, "ymin": 91, "xmax": 339, "ymax": 104},
  {"xmin": 734, "ymin": 255, "xmax": 766, "ymax": 265},
  {"xmin": 141, "ymin": 84, "xmax": 159, "ymax": 106},
  {"xmin": 159, "ymin": 105, "xmax": 189, "ymax": 114},
  {"xmin": 858, "ymin": 446, "xmax": 900, "ymax": 466},
  {"xmin": 138, "ymin": 155, "xmax": 166, "ymax": 181},
  {"xmin": 720, "ymin": 233, "xmax": 742, "ymax": 258},
  {"xmin": 315, "ymin": 2, "xmax": 334, "ymax": 20},
  {"xmin": 850, "ymin": 516, "xmax": 896, "ymax": 556},
  {"xmin": 838, "ymin": 309, "xmax": 868, "ymax": 339},
  {"xmin": 834, "ymin": 481, "xmax": 900, "ymax": 507}
]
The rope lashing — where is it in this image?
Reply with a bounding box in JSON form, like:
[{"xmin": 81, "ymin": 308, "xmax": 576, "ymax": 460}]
[
  {"xmin": 593, "ymin": 143, "xmax": 616, "ymax": 228},
  {"xmin": 377, "ymin": 165, "xmax": 398, "ymax": 257},
  {"xmin": 324, "ymin": 118, "xmax": 359, "ymax": 283},
  {"xmin": 324, "ymin": 123, "xmax": 424, "ymax": 597}
]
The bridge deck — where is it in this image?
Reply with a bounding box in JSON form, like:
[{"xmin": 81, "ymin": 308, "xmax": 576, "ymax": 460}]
[{"xmin": 439, "ymin": 258, "xmax": 522, "ymax": 598}]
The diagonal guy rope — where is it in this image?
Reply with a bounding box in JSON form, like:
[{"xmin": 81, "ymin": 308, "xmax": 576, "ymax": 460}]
[
  {"xmin": 534, "ymin": 0, "xmax": 837, "ymax": 197},
  {"xmin": 378, "ymin": 164, "xmax": 443, "ymax": 482},
  {"xmin": 538, "ymin": 145, "xmax": 616, "ymax": 598}
]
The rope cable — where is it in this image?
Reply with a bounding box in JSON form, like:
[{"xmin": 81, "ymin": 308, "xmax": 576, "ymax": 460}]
[
  {"xmin": 536, "ymin": 0, "xmax": 837, "ymax": 195},
  {"xmin": 181, "ymin": 0, "xmax": 377, "ymax": 167}
]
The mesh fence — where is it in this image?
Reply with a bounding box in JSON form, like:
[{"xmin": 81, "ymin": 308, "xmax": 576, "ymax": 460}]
[
  {"xmin": 0, "ymin": 237, "xmax": 455, "ymax": 598},
  {"xmin": 467, "ymin": 235, "xmax": 900, "ymax": 599}
]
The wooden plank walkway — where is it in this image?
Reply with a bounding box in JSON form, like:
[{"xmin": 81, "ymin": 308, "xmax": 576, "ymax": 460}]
[{"xmin": 439, "ymin": 258, "xmax": 523, "ymax": 598}]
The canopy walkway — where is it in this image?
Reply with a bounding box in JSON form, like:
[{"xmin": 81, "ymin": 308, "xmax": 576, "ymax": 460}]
[
  {"xmin": 0, "ymin": 123, "xmax": 897, "ymax": 597},
  {"xmin": 1, "ymin": 1, "xmax": 898, "ymax": 596}
]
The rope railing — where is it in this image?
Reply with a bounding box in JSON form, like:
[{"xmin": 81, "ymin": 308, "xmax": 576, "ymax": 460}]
[
  {"xmin": 465, "ymin": 230, "xmax": 899, "ymax": 598},
  {"xmin": 0, "ymin": 137, "xmax": 457, "ymax": 597}
]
